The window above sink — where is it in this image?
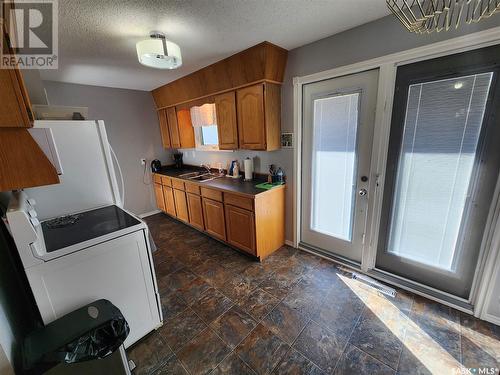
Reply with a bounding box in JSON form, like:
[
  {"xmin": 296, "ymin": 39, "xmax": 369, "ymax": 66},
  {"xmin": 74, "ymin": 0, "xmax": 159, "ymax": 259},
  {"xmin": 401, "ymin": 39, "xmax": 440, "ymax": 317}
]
[{"xmin": 191, "ymin": 103, "xmax": 220, "ymax": 151}]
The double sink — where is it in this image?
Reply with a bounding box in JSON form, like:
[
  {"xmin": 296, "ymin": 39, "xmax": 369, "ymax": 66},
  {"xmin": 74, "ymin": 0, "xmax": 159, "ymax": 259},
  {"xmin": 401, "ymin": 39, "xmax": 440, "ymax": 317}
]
[{"xmin": 178, "ymin": 171, "xmax": 224, "ymax": 183}]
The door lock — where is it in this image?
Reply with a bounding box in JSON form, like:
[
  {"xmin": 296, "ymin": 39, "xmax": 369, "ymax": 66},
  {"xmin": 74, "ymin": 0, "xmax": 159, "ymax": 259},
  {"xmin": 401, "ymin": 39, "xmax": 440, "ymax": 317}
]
[{"xmin": 358, "ymin": 188, "xmax": 368, "ymax": 196}]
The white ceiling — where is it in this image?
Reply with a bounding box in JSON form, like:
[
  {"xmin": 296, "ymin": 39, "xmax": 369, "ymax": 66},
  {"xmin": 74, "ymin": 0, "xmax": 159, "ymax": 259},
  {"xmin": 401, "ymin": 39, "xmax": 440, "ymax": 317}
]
[{"xmin": 40, "ymin": 0, "xmax": 390, "ymax": 91}]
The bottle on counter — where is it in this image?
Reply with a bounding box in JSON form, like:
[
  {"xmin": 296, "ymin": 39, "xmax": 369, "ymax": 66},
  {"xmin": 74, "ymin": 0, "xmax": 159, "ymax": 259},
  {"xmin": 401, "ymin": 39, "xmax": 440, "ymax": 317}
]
[
  {"xmin": 276, "ymin": 167, "xmax": 284, "ymax": 183},
  {"xmin": 233, "ymin": 162, "xmax": 239, "ymax": 177}
]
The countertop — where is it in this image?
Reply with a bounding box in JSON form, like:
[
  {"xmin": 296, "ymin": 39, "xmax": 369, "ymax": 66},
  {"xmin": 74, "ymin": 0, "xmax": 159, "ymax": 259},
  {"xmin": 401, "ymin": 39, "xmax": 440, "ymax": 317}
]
[{"xmin": 155, "ymin": 166, "xmax": 283, "ymax": 196}]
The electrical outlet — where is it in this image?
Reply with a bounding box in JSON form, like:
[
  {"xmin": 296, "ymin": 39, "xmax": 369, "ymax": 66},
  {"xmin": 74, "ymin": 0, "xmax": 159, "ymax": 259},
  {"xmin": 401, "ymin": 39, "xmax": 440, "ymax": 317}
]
[{"xmin": 140, "ymin": 158, "xmax": 146, "ymax": 166}]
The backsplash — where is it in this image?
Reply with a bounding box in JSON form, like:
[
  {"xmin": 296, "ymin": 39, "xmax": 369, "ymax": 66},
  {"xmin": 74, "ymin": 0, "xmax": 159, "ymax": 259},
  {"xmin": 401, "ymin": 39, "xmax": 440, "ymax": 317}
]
[{"xmin": 177, "ymin": 149, "xmax": 292, "ymax": 176}]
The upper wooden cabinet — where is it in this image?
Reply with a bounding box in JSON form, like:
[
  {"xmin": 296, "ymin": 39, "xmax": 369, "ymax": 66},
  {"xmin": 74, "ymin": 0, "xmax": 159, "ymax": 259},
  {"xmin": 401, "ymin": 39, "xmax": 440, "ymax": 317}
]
[
  {"xmin": 0, "ymin": 26, "xmax": 59, "ymax": 191},
  {"xmin": 152, "ymin": 42, "xmax": 287, "ymax": 109},
  {"xmin": 176, "ymin": 108, "xmax": 195, "ymax": 148},
  {"xmin": 0, "ymin": 129, "xmax": 59, "ymax": 191},
  {"xmin": 215, "ymin": 92, "xmax": 238, "ymax": 150},
  {"xmin": 237, "ymin": 85, "xmax": 265, "ymax": 150},
  {"xmin": 166, "ymin": 107, "xmax": 181, "ymax": 148},
  {"xmin": 237, "ymin": 83, "xmax": 281, "ymax": 151},
  {"xmin": 158, "ymin": 109, "xmax": 171, "ymax": 148},
  {"xmin": 0, "ymin": 30, "xmax": 33, "ymax": 128},
  {"xmin": 158, "ymin": 107, "xmax": 195, "ymax": 150},
  {"xmin": 152, "ymin": 42, "xmax": 287, "ymax": 152}
]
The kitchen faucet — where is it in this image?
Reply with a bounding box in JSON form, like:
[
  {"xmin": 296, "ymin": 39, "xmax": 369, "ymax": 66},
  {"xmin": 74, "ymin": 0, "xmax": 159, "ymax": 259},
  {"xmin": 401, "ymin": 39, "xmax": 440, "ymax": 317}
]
[{"xmin": 201, "ymin": 164, "xmax": 211, "ymax": 174}]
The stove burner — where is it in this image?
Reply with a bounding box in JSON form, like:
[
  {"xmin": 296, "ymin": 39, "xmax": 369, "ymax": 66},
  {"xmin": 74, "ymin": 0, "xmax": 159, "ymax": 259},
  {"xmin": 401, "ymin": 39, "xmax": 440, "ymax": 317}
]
[{"xmin": 45, "ymin": 214, "xmax": 82, "ymax": 229}]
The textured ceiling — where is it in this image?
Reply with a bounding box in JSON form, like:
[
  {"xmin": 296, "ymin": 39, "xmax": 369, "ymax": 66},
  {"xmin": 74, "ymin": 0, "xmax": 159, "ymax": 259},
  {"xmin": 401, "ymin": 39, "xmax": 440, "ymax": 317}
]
[{"xmin": 40, "ymin": 0, "xmax": 390, "ymax": 91}]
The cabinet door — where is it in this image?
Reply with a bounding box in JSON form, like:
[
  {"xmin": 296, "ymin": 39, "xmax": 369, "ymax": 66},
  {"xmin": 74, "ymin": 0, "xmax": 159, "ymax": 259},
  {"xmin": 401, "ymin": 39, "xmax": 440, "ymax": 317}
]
[
  {"xmin": 187, "ymin": 193, "xmax": 204, "ymax": 230},
  {"xmin": 0, "ymin": 30, "xmax": 32, "ymax": 128},
  {"xmin": 225, "ymin": 204, "xmax": 256, "ymax": 255},
  {"xmin": 154, "ymin": 183, "xmax": 166, "ymax": 211},
  {"xmin": 173, "ymin": 188, "xmax": 189, "ymax": 222},
  {"xmin": 166, "ymin": 107, "xmax": 181, "ymax": 148},
  {"xmin": 237, "ymin": 84, "xmax": 266, "ymax": 150},
  {"xmin": 163, "ymin": 186, "xmax": 176, "ymax": 216},
  {"xmin": 176, "ymin": 108, "xmax": 195, "ymax": 148},
  {"xmin": 158, "ymin": 109, "xmax": 171, "ymax": 148},
  {"xmin": 215, "ymin": 91, "xmax": 238, "ymax": 150},
  {"xmin": 202, "ymin": 198, "xmax": 226, "ymax": 241}
]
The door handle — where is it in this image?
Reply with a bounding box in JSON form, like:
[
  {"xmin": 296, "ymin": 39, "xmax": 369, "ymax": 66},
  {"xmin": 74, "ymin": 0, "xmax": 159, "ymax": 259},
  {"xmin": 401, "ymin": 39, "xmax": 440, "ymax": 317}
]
[{"xmin": 358, "ymin": 188, "xmax": 368, "ymax": 197}]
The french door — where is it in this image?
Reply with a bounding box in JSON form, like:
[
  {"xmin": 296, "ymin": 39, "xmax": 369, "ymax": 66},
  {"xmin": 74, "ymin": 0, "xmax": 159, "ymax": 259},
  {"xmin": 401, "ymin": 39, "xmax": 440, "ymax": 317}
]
[
  {"xmin": 301, "ymin": 69, "xmax": 379, "ymax": 262},
  {"xmin": 376, "ymin": 45, "xmax": 500, "ymax": 299}
]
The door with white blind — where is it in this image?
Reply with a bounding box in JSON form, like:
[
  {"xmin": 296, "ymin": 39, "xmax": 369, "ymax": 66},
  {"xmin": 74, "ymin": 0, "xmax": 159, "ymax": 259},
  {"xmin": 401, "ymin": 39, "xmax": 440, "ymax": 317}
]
[
  {"xmin": 376, "ymin": 46, "xmax": 500, "ymax": 299},
  {"xmin": 301, "ymin": 69, "xmax": 379, "ymax": 262}
]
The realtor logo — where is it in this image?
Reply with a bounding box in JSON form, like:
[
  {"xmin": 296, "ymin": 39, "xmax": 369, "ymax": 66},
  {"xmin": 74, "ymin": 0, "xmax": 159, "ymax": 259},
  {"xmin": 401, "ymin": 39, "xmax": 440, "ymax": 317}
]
[{"xmin": 1, "ymin": 0, "xmax": 58, "ymax": 69}]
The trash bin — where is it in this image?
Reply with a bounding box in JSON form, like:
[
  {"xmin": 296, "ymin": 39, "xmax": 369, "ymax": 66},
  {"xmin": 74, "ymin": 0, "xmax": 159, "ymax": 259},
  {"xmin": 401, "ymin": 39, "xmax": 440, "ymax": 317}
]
[{"xmin": 23, "ymin": 299, "xmax": 131, "ymax": 375}]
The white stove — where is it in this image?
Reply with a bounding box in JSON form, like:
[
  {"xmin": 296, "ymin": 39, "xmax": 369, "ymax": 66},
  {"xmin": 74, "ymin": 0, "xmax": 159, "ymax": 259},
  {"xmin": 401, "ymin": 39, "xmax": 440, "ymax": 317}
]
[{"xmin": 5, "ymin": 120, "xmax": 162, "ymax": 348}]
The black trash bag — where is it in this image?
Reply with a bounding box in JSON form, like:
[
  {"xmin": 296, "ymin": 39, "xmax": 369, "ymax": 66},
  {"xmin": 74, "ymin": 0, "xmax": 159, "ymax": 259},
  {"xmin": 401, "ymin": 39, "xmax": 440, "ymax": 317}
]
[
  {"xmin": 63, "ymin": 314, "xmax": 129, "ymax": 363},
  {"xmin": 23, "ymin": 299, "xmax": 130, "ymax": 373}
]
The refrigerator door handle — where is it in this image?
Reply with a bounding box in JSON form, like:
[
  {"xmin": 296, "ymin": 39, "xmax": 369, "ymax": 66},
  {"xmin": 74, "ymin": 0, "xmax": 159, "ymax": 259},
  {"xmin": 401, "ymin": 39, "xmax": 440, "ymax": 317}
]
[{"xmin": 109, "ymin": 143, "xmax": 125, "ymax": 207}]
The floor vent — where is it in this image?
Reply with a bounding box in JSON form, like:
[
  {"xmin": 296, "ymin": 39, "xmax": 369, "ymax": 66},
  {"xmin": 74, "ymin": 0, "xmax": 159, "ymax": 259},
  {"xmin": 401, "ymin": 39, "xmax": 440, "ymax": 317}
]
[{"xmin": 351, "ymin": 272, "xmax": 397, "ymax": 298}]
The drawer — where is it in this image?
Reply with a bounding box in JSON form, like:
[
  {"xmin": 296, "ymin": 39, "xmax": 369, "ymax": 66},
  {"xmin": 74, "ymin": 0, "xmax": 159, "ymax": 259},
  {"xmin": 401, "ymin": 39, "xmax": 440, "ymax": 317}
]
[
  {"xmin": 201, "ymin": 187, "xmax": 222, "ymax": 202},
  {"xmin": 153, "ymin": 174, "xmax": 162, "ymax": 184},
  {"xmin": 160, "ymin": 176, "xmax": 172, "ymax": 186},
  {"xmin": 172, "ymin": 179, "xmax": 185, "ymax": 190},
  {"xmin": 224, "ymin": 192, "xmax": 254, "ymax": 211},
  {"xmin": 185, "ymin": 182, "xmax": 200, "ymax": 195}
]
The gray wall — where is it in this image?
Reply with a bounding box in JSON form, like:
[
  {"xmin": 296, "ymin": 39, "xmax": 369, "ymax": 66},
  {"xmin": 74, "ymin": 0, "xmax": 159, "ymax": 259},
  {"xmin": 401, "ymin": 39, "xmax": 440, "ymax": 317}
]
[
  {"xmin": 43, "ymin": 81, "xmax": 171, "ymax": 216},
  {"xmin": 46, "ymin": 14, "xmax": 500, "ymax": 241}
]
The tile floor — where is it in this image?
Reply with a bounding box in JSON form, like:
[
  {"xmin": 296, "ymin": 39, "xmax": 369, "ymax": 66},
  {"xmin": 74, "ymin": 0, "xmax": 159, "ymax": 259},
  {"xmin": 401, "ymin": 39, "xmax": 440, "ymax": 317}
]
[{"xmin": 127, "ymin": 213, "xmax": 500, "ymax": 375}]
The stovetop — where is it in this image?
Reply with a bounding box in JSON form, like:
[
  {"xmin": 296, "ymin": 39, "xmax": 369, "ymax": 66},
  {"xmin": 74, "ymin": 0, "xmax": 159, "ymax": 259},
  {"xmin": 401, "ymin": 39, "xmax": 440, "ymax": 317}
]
[{"xmin": 41, "ymin": 205, "xmax": 141, "ymax": 253}]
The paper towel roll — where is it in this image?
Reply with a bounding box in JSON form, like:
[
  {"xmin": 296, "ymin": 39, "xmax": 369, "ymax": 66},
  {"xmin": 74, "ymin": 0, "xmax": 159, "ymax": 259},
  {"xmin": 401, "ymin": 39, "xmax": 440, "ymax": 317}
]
[{"xmin": 244, "ymin": 158, "xmax": 254, "ymax": 181}]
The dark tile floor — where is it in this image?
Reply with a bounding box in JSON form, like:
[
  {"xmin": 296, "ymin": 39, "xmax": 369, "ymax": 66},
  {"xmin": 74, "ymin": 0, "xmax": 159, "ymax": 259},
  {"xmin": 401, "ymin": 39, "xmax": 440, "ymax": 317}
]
[{"xmin": 128, "ymin": 213, "xmax": 500, "ymax": 375}]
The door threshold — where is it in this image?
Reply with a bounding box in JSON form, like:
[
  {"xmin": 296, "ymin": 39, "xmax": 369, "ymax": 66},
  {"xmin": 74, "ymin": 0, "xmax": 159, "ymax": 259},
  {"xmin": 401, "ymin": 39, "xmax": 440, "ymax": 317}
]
[
  {"xmin": 297, "ymin": 242, "xmax": 474, "ymax": 314},
  {"xmin": 298, "ymin": 242, "xmax": 361, "ymax": 271},
  {"xmin": 367, "ymin": 268, "xmax": 474, "ymax": 314}
]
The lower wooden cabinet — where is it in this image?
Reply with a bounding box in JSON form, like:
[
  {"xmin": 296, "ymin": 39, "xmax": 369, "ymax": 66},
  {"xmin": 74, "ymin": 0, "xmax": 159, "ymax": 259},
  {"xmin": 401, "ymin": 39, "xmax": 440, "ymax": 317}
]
[
  {"xmin": 187, "ymin": 193, "xmax": 204, "ymax": 231},
  {"xmin": 225, "ymin": 204, "xmax": 255, "ymax": 255},
  {"xmin": 163, "ymin": 186, "xmax": 176, "ymax": 216},
  {"xmin": 152, "ymin": 173, "xmax": 285, "ymax": 259},
  {"xmin": 202, "ymin": 198, "xmax": 226, "ymax": 241},
  {"xmin": 173, "ymin": 189, "xmax": 189, "ymax": 222},
  {"xmin": 154, "ymin": 183, "xmax": 165, "ymax": 212}
]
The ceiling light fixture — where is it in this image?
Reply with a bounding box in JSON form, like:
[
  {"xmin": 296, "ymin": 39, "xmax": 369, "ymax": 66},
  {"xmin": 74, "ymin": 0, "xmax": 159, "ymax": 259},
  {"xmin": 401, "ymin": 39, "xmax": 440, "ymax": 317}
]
[
  {"xmin": 387, "ymin": 0, "xmax": 500, "ymax": 34},
  {"xmin": 136, "ymin": 31, "xmax": 182, "ymax": 69}
]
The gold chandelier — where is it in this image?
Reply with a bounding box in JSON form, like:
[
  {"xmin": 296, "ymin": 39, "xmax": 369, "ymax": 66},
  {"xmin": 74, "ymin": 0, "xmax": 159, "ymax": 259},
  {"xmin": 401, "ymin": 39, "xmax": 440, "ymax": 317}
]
[{"xmin": 386, "ymin": 0, "xmax": 500, "ymax": 33}]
